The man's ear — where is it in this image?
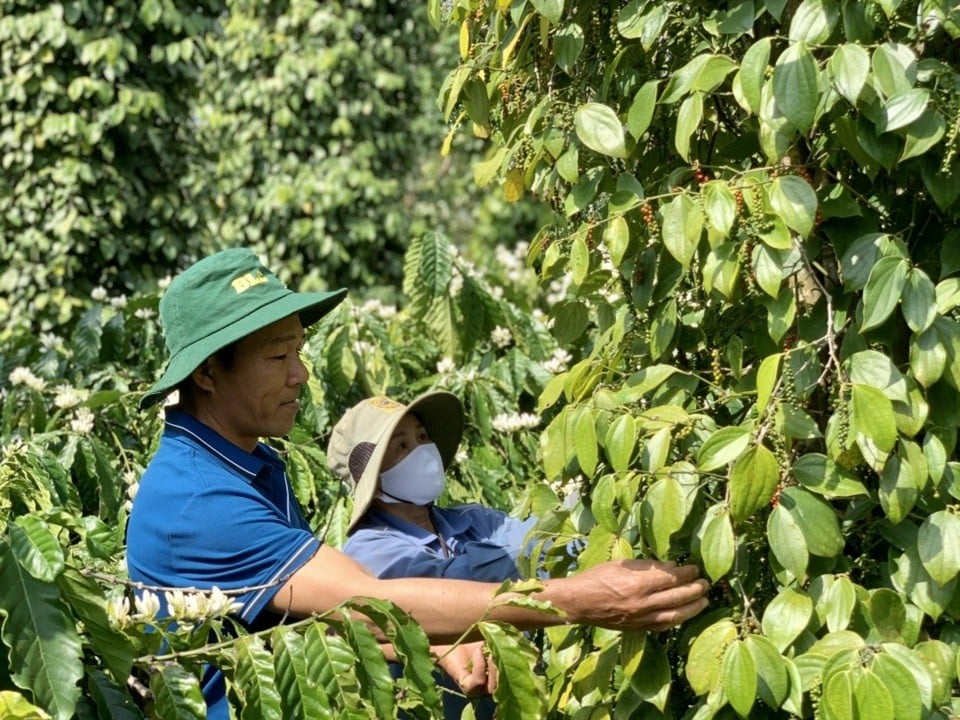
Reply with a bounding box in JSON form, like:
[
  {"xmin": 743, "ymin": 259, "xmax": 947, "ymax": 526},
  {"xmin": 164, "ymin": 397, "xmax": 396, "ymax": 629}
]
[{"xmin": 191, "ymin": 361, "xmax": 216, "ymax": 393}]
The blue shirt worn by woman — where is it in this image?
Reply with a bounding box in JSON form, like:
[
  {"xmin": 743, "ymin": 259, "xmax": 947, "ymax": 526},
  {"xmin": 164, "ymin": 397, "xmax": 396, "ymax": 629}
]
[
  {"xmin": 343, "ymin": 504, "xmax": 537, "ymax": 582},
  {"xmin": 126, "ymin": 409, "xmax": 318, "ymax": 719}
]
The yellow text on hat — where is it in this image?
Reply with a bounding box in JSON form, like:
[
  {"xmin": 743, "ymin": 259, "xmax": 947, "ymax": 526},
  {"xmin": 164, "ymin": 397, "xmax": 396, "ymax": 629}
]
[
  {"xmin": 232, "ymin": 271, "xmax": 268, "ymax": 294},
  {"xmin": 369, "ymin": 397, "xmax": 403, "ymax": 412}
]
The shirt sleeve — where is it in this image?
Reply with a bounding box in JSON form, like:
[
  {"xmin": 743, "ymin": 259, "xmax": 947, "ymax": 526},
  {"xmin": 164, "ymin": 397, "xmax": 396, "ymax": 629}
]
[{"xmin": 128, "ymin": 451, "xmax": 319, "ymax": 626}]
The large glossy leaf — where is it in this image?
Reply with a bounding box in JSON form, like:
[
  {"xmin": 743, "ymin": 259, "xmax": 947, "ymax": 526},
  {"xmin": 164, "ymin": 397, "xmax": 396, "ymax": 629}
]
[
  {"xmin": 231, "ymin": 635, "xmax": 284, "ymax": 720},
  {"xmin": 697, "ymin": 425, "xmax": 751, "ymax": 472},
  {"xmin": 828, "ymin": 43, "xmax": 870, "ymax": 104},
  {"xmin": 619, "ymin": 633, "xmax": 671, "ymax": 711},
  {"xmin": 769, "ymin": 174, "xmax": 817, "ymax": 237},
  {"xmin": 339, "ymin": 615, "xmax": 395, "ymax": 718},
  {"xmin": 788, "ymin": 0, "xmax": 839, "ymax": 43},
  {"xmin": 780, "ymin": 486, "xmax": 844, "ymax": 558},
  {"xmin": 729, "ymin": 444, "xmax": 780, "ymax": 522},
  {"xmin": 642, "ymin": 475, "xmax": 696, "ymax": 560},
  {"xmin": 761, "ymin": 588, "xmax": 813, "ymax": 652},
  {"xmin": 722, "ymin": 640, "xmax": 757, "ymax": 716},
  {"xmin": 403, "ymin": 232, "xmax": 454, "ymax": 315},
  {"xmin": 877, "ymin": 89, "xmax": 929, "ymax": 134},
  {"xmin": 861, "ymin": 254, "xmax": 909, "ymax": 331},
  {"xmin": 686, "ymin": 619, "xmax": 737, "ymax": 695},
  {"xmin": 270, "ymin": 627, "xmax": 330, "ymax": 720},
  {"xmin": 149, "ymin": 665, "xmax": 205, "ymax": 720},
  {"xmin": 661, "ymin": 193, "xmax": 703, "ymax": 267},
  {"xmin": 850, "ymin": 383, "xmax": 897, "ymax": 455},
  {"xmin": 698, "ymin": 504, "xmax": 735, "ymax": 581},
  {"xmin": 870, "ymin": 653, "xmax": 924, "ymax": 720},
  {"xmin": 0, "ymin": 542, "xmax": 82, "ymax": 720},
  {"xmin": 772, "ymin": 42, "xmax": 819, "ymax": 133},
  {"xmin": 574, "ymin": 103, "xmax": 627, "ymax": 159},
  {"xmin": 917, "ymin": 510, "xmax": 960, "ymax": 586},
  {"xmin": 480, "ymin": 621, "xmax": 547, "ymax": 718},
  {"xmin": 87, "ymin": 669, "xmax": 145, "ymax": 720},
  {"xmin": 854, "ymin": 669, "xmax": 895, "ymax": 719},
  {"xmin": 9, "ymin": 517, "xmax": 63, "ymax": 583},
  {"xmin": 792, "ymin": 454, "xmax": 868, "ymax": 498},
  {"xmin": 675, "ymin": 92, "xmax": 703, "ymax": 160},
  {"xmin": 767, "ymin": 504, "xmax": 809, "ymax": 579},
  {"xmin": 305, "ymin": 622, "xmax": 362, "ymax": 711},
  {"xmin": 626, "ymin": 80, "xmax": 658, "ymax": 139},
  {"xmin": 736, "ymin": 37, "xmax": 771, "ymax": 114}
]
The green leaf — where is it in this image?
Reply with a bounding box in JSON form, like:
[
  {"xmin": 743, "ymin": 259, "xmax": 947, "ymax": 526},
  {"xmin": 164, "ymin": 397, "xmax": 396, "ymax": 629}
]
[
  {"xmin": 767, "ymin": 504, "xmax": 809, "ymax": 579},
  {"xmin": 822, "ymin": 669, "xmax": 855, "ymax": 720},
  {"xmin": 697, "ymin": 425, "xmax": 751, "ymax": 472},
  {"xmin": 761, "ymin": 587, "xmax": 813, "ymax": 652},
  {"xmin": 891, "ymin": 545, "xmax": 956, "ymax": 621},
  {"xmin": 626, "ymin": 81, "xmax": 658, "ymax": 140},
  {"xmin": 821, "ymin": 575, "xmax": 858, "ymax": 632},
  {"xmin": 56, "ymin": 568, "xmax": 134, "ymax": 687},
  {"xmin": 769, "ymin": 174, "xmax": 817, "ymax": 237},
  {"xmin": 828, "ymin": 44, "xmax": 870, "ymax": 104},
  {"xmin": 270, "ymin": 629, "xmax": 331, "ymax": 719},
  {"xmin": 591, "ymin": 475, "xmax": 622, "ymax": 533},
  {"xmin": 878, "ymin": 89, "xmax": 930, "ymax": 134},
  {"xmin": 773, "ymin": 42, "xmax": 819, "ymax": 133},
  {"xmin": 530, "ymin": 0, "xmax": 564, "ymax": 23},
  {"xmin": 551, "ymin": 301, "xmax": 590, "ymax": 344},
  {"xmin": 847, "ymin": 349, "xmax": 909, "ymax": 402},
  {"xmin": 675, "ymin": 92, "xmax": 703, "ymax": 160},
  {"xmin": 686, "ymin": 619, "xmax": 738, "ymax": 694},
  {"xmin": 756, "ymin": 353, "xmax": 782, "ymax": 417},
  {"xmin": 642, "ymin": 475, "xmax": 696, "ymax": 561},
  {"xmin": 87, "ymin": 670, "xmax": 144, "ymax": 720},
  {"xmin": 306, "ymin": 622, "xmax": 362, "ymax": 710},
  {"xmin": 703, "ymin": 242, "xmax": 741, "ymax": 299},
  {"xmin": 850, "ymin": 383, "xmax": 897, "ymax": 454},
  {"xmin": 879, "ymin": 451, "xmax": 919, "ymax": 524},
  {"xmin": 729, "ymin": 444, "xmax": 780, "ymax": 522},
  {"xmin": 854, "ymin": 669, "xmax": 895, "ymax": 719},
  {"xmin": 603, "ymin": 215, "xmax": 630, "ymax": 267},
  {"xmin": 703, "ymin": 181, "xmax": 737, "ymax": 237},
  {"xmin": 648, "ymin": 298, "xmax": 678, "ymax": 361},
  {"xmin": 554, "ymin": 23, "xmax": 584, "ymax": 73},
  {"xmin": 574, "ymin": 408, "xmax": 599, "ymax": 477},
  {"xmin": 792, "ymin": 454, "xmax": 868, "ymax": 498},
  {"xmin": 574, "ymin": 103, "xmax": 627, "ymax": 159},
  {"xmin": 870, "ymin": 653, "xmax": 924, "ymax": 720},
  {"xmin": 605, "ymin": 413, "xmax": 638, "ymax": 474},
  {"xmin": 744, "ymin": 635, "xmax": 790, "ymax": 709},
  {"xmin": 754, "ymin": 243, "xmax": 785, "ymax": 297},
  {"xmin": 0, "ymin": 542, "xmax": 83, "ymax": 720},
  {"xmin": 150, "ymin": 665, "xmax": 206, "ymax": 720},
  {"xmin": 699, "ymin": 505, "xmax": 735, "ymax": 581},
  {"xmin": 480, "ymin": 621, "xmax": 548, "ymax": 718},
  {"xmin": 722, "ymin": 640, "xmax": 757, "ymax": 716},
  {"xmin": 661, "ymin": 192, "xmax": 704, "ymax": 267},
  {"xmin": 10, "ymin": 517, "xmax": 64, "ymax": 583},
  {"xmin": 917, "ymin": 510, "xmax": 960, "ymax": 586},
  {"xmin": 339, "ymin": 616, "xmax": 395, "ymax": 718},
  {"xmin": 403, "ymin": 232, "xmax": 454, "ymax": 316},
  {"xmin": 872, "ymin": 42, "xmax": 917, "ymax": 98},
  {"xmin": 736, "ymin": 38, "xmax": 772, "ymax": 114},
  {"xmin": 619, "ymin": 633, "xmax": 671, "ymax": 711},
  {"xmin": 901, "ymin": 110, "xmax": 946, "ymax": 162},
  {"xmin": 902, "ymin": 267, "xmax": 937, "ymax": 333},
  {"xmin": 569, "ymin": 233, "xmax": 590, "ymax": 286},
  {"xmin": 789, "ymin": 0, "xmax": 839, "ymax": 43},
  {"xmin": 232, "ymin": 635, "xmax": 284, "ymax": 720},
  {"xmin": 780, "ymin": 486, "xmax": 844, "ymax": 558}
]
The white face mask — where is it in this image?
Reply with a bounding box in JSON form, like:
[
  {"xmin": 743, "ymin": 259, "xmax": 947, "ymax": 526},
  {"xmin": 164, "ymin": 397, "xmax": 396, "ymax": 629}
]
[{"xmin": 378, "ymin": 443, "xmax": 446, "ymax": 506}]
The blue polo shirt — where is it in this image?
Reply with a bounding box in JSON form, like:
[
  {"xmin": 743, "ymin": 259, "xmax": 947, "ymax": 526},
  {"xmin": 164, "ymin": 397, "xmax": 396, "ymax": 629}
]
[
  {"xmin": 343, "ymin": 505, "xmax": 536, "ymax": 581},
  {"xmin": 126, "ymin": 408, "xmax": 319, "ymax": 718}
]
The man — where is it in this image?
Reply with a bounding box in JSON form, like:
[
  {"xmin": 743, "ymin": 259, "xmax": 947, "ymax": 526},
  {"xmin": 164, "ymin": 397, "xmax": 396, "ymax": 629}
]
[{"xmin": 126, "ymin": 248, "xmax": 709, "ymax": 718}]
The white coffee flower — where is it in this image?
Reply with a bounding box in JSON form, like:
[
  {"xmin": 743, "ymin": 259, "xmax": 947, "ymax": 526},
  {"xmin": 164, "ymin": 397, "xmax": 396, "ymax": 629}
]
[
  {"xmin": 8, "ymin": 367, "xmax": 47, "ymax": 392},
  {"xmin": 491, "ymin": 326, "xmax": 512, "ymax": 349},
  {"xmin": 436, "ymin": 357, "xmax": 456, "ymax": 375},
  {"xmin": 134, "ymin": 308, "xmax": 156, "ymax": 320},
  {"xmin": 206, "ymin": 587, "xmax": 243, "ymax": 617},
  {"xmin": 107, "ymin": 596, "xmax": 131, "ymax": 628},
  {"xmin": 39, "ymin": 333, "xmax": 63, "ymax": 351},
  {"xmin": 110, "ymin": 294, "xmax": 128, "ymax": 310},
  {"xmin": 492, "ymin": 412, "xmax": 540, "ymax": 432},
  {"xmin": 158, "ymin": 275, "xmax": 173, "ymax": 290},
  {"xmin": 91, "ymin": 286, "xmax": 108, "ymax": 301},
  {"xmin": 164, "ymin": 589, "xmax": 189, "ymax": 619},
  {"xmin": 53, "ymin": 385, "xmax": 87, "ymax": 409},
  {"xmin": 543, "ymin": 348, "xmax": 573, "ymax": 374},
  {"xmin": 70, "ymin": 408, "xmax": 95, "ymax": 435},
  {"xmin": 133, "ymin": 591, "xmax": 161, "ymax": 622}
]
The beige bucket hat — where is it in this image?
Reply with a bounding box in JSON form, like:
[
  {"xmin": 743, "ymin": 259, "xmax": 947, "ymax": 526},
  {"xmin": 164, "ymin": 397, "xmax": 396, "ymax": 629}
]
[{"xmin": 327, "ymin": 391, "xmax": 464, "ymax": 532}]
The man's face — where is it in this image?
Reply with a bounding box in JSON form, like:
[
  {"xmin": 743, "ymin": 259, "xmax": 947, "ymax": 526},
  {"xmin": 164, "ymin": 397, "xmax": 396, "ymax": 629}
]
[{"xmin": 204, "ymin": 314, "xmax": 308, "ymax": 451}]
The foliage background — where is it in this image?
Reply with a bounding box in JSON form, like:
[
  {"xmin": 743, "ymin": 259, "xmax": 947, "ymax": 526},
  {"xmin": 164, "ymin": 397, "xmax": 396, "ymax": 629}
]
[{"xmin": 3, "ymin": 0, "xmax": 960, "ymax": 718}]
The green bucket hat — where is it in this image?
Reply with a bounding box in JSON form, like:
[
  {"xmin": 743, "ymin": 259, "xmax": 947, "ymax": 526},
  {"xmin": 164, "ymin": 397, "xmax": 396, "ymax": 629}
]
[
  {"xmin": 141, "ymin": 248, "xmax": 347, "ymax": 409},
  {"xmin": 327, "ymin": 391, "xmax": 465, "ymax": 532}
]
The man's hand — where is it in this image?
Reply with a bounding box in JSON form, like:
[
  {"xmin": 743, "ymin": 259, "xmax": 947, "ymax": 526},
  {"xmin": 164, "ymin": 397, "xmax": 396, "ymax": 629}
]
[
  {"xmin": 552, "ymin": 559, "xmax": 710, "ymax": 631},
  {"xmin": 435, "ymin": 641, "xmax": 498, "ymax": 697}
]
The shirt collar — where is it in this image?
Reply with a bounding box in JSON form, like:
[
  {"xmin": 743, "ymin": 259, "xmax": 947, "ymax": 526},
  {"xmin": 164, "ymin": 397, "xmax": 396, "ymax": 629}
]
[{"xmin": 163, "ymin": 407, "xmax": 274, "ymax": 481}]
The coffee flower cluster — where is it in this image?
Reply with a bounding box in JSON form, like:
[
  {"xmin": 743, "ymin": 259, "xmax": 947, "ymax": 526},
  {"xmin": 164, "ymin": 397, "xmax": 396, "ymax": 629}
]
[
  {"xmin": 491, "ymin": 412, "xmax": 540, "ymax": 432},
  {"xmin": 108, "ymin": 587, "xmax": 242, "ymax": 630}
]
